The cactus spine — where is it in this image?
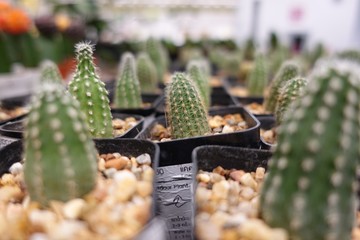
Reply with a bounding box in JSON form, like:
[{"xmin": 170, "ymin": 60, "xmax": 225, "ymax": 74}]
[
  {"xmin": 166, "ymin": 72, "xmax": 210, "ymax": 139},
  {"xmin": 114, "ymin": 52, "xmax": 142, "ymax": 109},
  {"xmin": 68, "ymin": 42, "xmax": 113, "ymax": 138},
  {"xmin": 40, "ymin": 60, "xmax": 63, "ymax": 84},
  {"xmin": 145, "ymin": 37, "xmax": 168, "ymax": 83},
  {"xmin": 275, "ymin": 76, "xmax": 307, "ymax": 125},
  {"xmin": 24, "ymin": 83, "xmax": 98, "ymax": 206},
  {"xmin": 186, "ymin": 60, "xmax": 211, "ymax": 108},
  {"xmin": 264, "ymin": 60, "xmax": 301, "ymax": 112},
  {"xmin": 260, "ymin": 61, "xmax": 360, "ymax": 240},
  {"xmin": 136, "ymin": 52, "xmax": 158, "ymax": 93},
  {"xmin": 247, "ymin": 53, "xmax": 267, "ymax": 96}
]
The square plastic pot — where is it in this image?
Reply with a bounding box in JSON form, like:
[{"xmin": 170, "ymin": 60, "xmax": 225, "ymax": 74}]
[
  {"xmin": 0, "ymin": 112, "xmax": 144, "ymax": 139},
  {"xmin": 257, "ymin": 115, "xmax": 276, "ymax": 150}
]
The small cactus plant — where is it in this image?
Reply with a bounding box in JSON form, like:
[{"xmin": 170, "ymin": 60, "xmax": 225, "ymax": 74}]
[
  {"xmin": 186, "ymin": 60, "xmax": 211, "ymax": 108},
  {"xmin": 275, "ymin": 76, "xmax": 307, "ymax": 125},
  {"xmin": 68, "ymin": 42, "xmax": 113, "ymax": 138},
  {"xmin": 260, "ymin": 60, "xmax": 360, "ymax": 240},
  {"xmin": 24, "ymin": 83, "xmax": 98, "ymax": 206},
  {"xmin": 145, "ymin": 37, "xmax": 168, "ymax": 83},
  {"xmin": 136, "ymin": 52, "xmax": 158, "ymax": 93},
  {"xmin": 264, "ymin": 60, "xmax": 301, "ymax": 112},
  {"xmin": 40, "ymin": 60, "xmax": 63, "ymax": 84},
  {"xmin": 246, "ymin": 53, "xmax": 267, "ymax": 96},
  {"xmin": 166, "ymin": 72, "xmax": 210, "ymax": 139},
  {"xmin": 114, "ymin": 52, "xmax": 142, "ymax": 109}
]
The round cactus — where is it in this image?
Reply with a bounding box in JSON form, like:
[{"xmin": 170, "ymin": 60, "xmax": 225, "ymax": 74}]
[
  {"xmin": 24, "ymin": 83, "xmax": 98, "ymax": 206},
  {"xmin": 260, "ymin": 60, "xmax": 360, "ymax": 240},
  {"xmin": 68, "ymin": 42, "xmax": 113, "ymax": 138},
  {"xmin": 275, "ymin": 76, "xmax": 307, "ymax": 125},
  {"xmin": 186, "ymin": 60, "xmax": 211, "ymax": 108},
  {"xmin": 166, "ymin": 72, "xmax": 210, "ymax": 139},
  {"xmin": 246, "ymin": 53, "xmax": 267, "ymax": 96},
  {"xmin": 136, "ymin": 52, "xmax": 158, "ymax": 93},
  {"xmin": 264, "ymin": 60, "xmax": 301, "ymax": 112},
  {"xmin": 114, "ymin": 52, "xmax": 142, "ymax": 109},
  {"xmin": 39, "ymin": 60, "xmax": 63, "ymax": 84}
]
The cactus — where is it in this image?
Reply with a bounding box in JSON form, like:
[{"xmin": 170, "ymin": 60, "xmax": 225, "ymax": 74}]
[
  {"xmin": 260, "ymin": 60, "xmax": 360, "ymax": 240},
  {"xmin": 264, "ymin": 60, "xmax": 301, "ymax": 112},
  {"xmin": 223, "ymin": 52, "xmax": 241, "ymax": 78},
  {"xmin": 24, "ymin": 83, "xmax": 98, "ymax": 206},
  {"xmin": 246, "ymin": 53, "xmax": 267, "ymax": 96},
  {"xmin": 145, "ymin": 37, "xmax": 168, "ymax": 83},
  {"xmin": 166, "ymin": 72, "xmax": 210, "ymax": 139},
  {"xmin": 136, "ymin": 52, "xmax": 158, "ymax": 93},
  {"xmin": 68, "ymin": 42, "xmax": 113, "ymax": 138},
  {"xmin": 275, "ymin": 76, "xmax": 307, "ymax": 125},
  {"xmin": 114, "ymin": 52, "xmax": 142, "ymax": 109},
  {"xmin": 186, "ymin": 60, "xmax": 211, "ymax": 108},
  {"xmin": 40, "ymin": 60, "xmax": 63, "ymax": 84}
]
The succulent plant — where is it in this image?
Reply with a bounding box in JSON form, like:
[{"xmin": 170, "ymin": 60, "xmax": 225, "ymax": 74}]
[
  {"xmin": 260, "ymin": 60, "xmax": 360, "ymax": 240},
  {"xmin": 264, "ymin": 60, "xmax": 301, "ymax": 112},
  {"xmin": 275, "ymin": 76, "xmax": 307, "ymax": 125},
  {"xmin": 40, "ymin": 60, "xmax": 63, "ymax": 84},
  {"xmin": 114, "ymin": 52, "xmax": 142, "ymax": 109},
  {"xmin": 246, "ymin": 53, "xmax": 267, "ymax": 96},
  {"xmin": 68, "ymin": 42, "xmax": 113, "ymax": 138},
  {"xmin": 136, "ymin": 52, "xmax": 158, "ymax": 93},
  {"xmin": 145, "ymin": 37, "xmax": 168, "ymax": 83},
  {"xmin": 186, "ymin": 60, "xmax": 211, "ymax": 108},
  {"xmin": 24, "ymin": 83, "xmax": 98, "ymax": 206},
  {"xmin": 166, "ymin": 72, "xmax": 210, "ymax": 139},
  {"xmin": 223, "ymin": 52, "xmax": 241, "ymax": 78}
]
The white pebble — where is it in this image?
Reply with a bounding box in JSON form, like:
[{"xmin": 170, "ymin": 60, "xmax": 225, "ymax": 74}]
[
  {"xmin": 104, "ymin": 168, "xmax": 117, "ymax": 178},
  {"xmin": 136, "ymin": 153, "xmax": 151, "ymax": 165},
  {"xmin": 9, "ymin": 162, "xmax": 23, "ymax": 175},
  {"xmin": 221, "ymin": 125, "xmax": 234, "ymax": 133},
  {"xmin": 63, "ymin": 198, "xmax": 86, "ymax": 219},
  {"xmin": 29, "ymin": 233, "xmax": 49, "ymax": 240},
  {"xmin": 212, "ymin": 180, "xmax": 230, "ymax": 200}
]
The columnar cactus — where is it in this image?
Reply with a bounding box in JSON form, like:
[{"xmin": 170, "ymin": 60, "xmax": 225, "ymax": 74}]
[
  {"xmin": 264, "ymin": 60, "xmax": 301, "ymax": 112},
  {"xmin": 275, "ymin": 76, "xmax": 307, "ymax": 125},
  {"xmin": 186, "ymin": 60, "xmax": 211, "ymax": 108},
  {"xmin": 114, "ymin": 52, "xmax": 142, "ymax": 109},
  {"xmin": 68, "ymin": 42, "xmax": 113, "ymax": 138},
  {"xmin": 260, "ymin": 60, "xmax": 360, "ymax": 240},
  {"xmin": 40, "ymin": 60, "xmax": 63, "ymax": 84},
  {"xmin": 246, "ymin": 53, "xmax": 267, "ymax": 96},
  {"xmin": 136, "ymin": 52, "xmax": 158, "ymax": 93},
  {"xmin": 145, "ymin": 37, "xmax": 168, "ymax": 83},
  {"xmin": 24, "ymin": 83, "xmax": 98, "ymax": 206},
  {"xmin": 166, "ymin": 72, "xmax": 210, "ymax": 139}
]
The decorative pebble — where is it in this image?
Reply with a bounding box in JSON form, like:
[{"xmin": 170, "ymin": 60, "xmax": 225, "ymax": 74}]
[
  {"xmin": 230, "ymin": 170, "xmax": 245, "ymax": 182},
  {"xmin": 104, "ymin": 158, "xmax": 127, "ymax": 170},
  {"xmin": 212, "ymin": 180, "xmax": 230, "ymax": 200},
  {"xmin": 113, "ymin": 171, "xmax": 137, "ymax": 202},
  {"xmin": 239, "ymin": 173, "xmax": 258, "ymax": 190},
  {"xmin": 63, "ymin": 198, "xmax": 86, "ymax": 219},
  {"xmin": 136, "ymin": 153, "xmax": 151, "ymax": 165},
  {"xmin": 9, "ymin": 163, "xmax": 23, "ymax": 175},
  {"xmin": 222, "ymin": 125, "xmax": 234, "ymax": 133}
]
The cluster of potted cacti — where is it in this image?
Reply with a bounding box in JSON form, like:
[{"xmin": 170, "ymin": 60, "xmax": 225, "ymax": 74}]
[{"xmin": 3, "ymin": 34, "xmax": 360, "ymax": 240}]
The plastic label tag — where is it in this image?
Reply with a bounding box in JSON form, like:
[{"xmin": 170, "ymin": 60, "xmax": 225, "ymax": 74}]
[{"xmin": 156, "ymin": 163, "xmax": 194, "ymax": 240}]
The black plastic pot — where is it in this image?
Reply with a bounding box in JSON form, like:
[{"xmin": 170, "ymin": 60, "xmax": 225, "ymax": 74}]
[
  {"xmin": 0, "ymin": 138, "xmax": 162, "ymax": 237},
  {"xmin": 257, "ymin": 115, "xmax": 276, "ymax": 150},
  {"xmin": 0, "ymin": 113, "xmax": 27, "ymax": 126},
  {"xmin": 137, "ymin": 106, "xmax": 260, "ymax": 167},
  {"xmin": 155, "ymin": 89, "xmax": 237, "ymax": 116},
  {"xmin": 1, "ymin": 94, "xmax": 31, "ymax": 109},
  {"xmin": 0, "ymin": 112, "xmax": 144, "ymax": 139},
  {"xmin": 112, "ymin": 93, "xmax": 164, "ymax": 116}
]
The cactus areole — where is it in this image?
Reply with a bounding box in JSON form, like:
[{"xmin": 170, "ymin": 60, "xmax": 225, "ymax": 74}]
[
  {"xmin": 260, "ymin": 61, "xmax": 360, "ymax": 240},
  {"xmin": 24, "ymin": 84, "xmax": 98, "ymax": 206},
  {"xmin": 166, "ymin": 72, "xmax": 210, "ymax": 139},
  {"xmin": 68, "ymin": 42, "xmax": 113, "ymax": 138}
]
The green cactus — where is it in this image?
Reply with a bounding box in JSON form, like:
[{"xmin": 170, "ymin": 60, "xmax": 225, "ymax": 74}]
[
  {"xmin": 260, "ymin": 60, "xmax": 360, "ymax": 240},
  {"xmin": 267, "ymin": 46, "xmax": 288, "ymax": 80},
  {"xmin": 223, "ymin": 52, "xmax": 241, "ymax": 78},
  {"xmin": 40, "ymin": 60, "xmax": 63, "ymax": 84},
  {"xmin": 68, "ymin": 42, "xmax": 113, "ymax": 138},
  {"xmin": 145, "ymin": 37, "xmax": 168, "ymax": 83},
  {"xmin": 264, "ymin": 60, "xmax": 301, "ymax": 112},
  {"xmin": 136, "ymin": 52, "xmax": 158, "ymax": 93},
  {"xmin": 114, "ymin": 52, "xmax": 142, "ymax": 109},
  {"xmin": 246, "ymin": 53, "xmax": 267, "ymax": 96},
  {"xmin": 166, "ymin": 72, "xmax": 210, "ymax": 139},
  {"xmin": 24, "ymin": 83, "xmax": 98, "ymax": 206},
  {"xmin": 275, "ymin": 76, "xmax": 307, "ymax": 125},
  {"xmin": 186, "ymin": 60, "xmax": 211, "ymax": 108}
]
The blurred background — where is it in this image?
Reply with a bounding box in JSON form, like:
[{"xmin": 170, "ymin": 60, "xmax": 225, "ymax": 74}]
[{"xmin": 1, "ymin": 0, "xmax": 360, "ymax": 98}]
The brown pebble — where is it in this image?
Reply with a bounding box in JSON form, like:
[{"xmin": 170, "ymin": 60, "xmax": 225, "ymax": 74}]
[
  {"xmin": 229, "ymin": 170, "xmax": 245, "ymax": 182},
  {"xmin": 213, "ymin": 166, "xmax": 226, "ymax": 176},
  {"xmin": 106, "ymin": 153, "xmax": 115, "ymax": 161},
  {"xmin": 104, "ymin": 158, "xmax": 128, "ymax": 170}
]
